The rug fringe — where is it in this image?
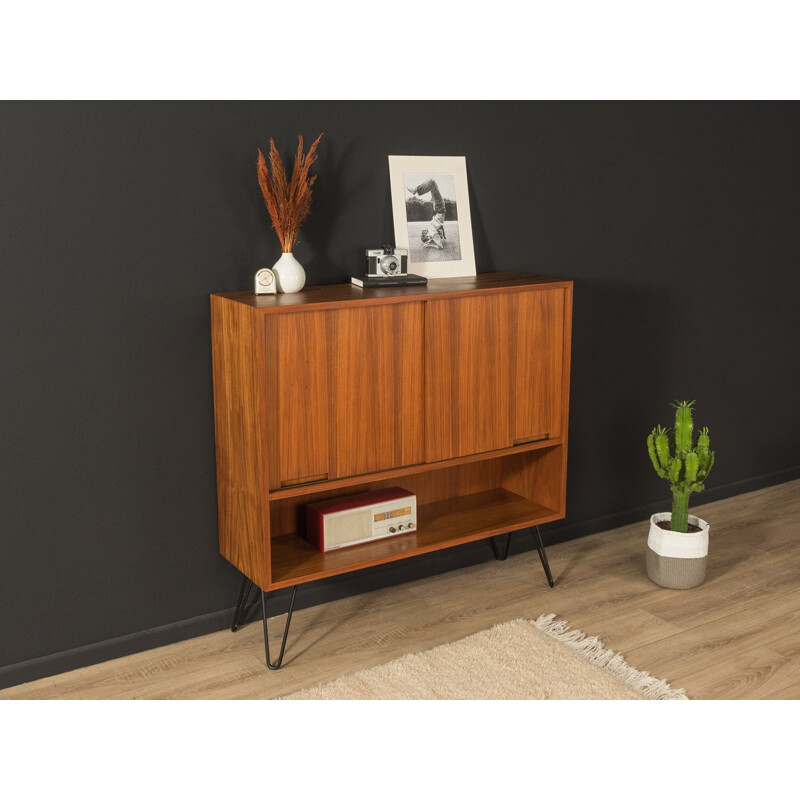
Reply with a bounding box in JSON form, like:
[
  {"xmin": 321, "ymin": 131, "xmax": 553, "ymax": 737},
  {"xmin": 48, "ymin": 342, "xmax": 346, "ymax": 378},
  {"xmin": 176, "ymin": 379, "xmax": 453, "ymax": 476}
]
[{"xmin": 532, "ymin": 614, "xmax": 688, "ymax": 700}]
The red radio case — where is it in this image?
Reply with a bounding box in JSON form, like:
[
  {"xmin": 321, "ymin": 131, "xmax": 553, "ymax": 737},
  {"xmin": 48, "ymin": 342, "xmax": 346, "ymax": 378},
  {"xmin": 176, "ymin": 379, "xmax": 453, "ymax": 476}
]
[{"xmin": 306, "ymin": 488, "xmax": 416, "ymax": 552}]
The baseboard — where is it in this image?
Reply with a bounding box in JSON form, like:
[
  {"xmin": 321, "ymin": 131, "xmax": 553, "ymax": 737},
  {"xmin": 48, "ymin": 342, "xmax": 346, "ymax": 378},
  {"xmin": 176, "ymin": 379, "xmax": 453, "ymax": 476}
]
[
  {"xmin": 542, "ymin": 464, "xmax": 800, "ymax": 546},
  {"xmin": 0, "ymin": 609, "xmax": 237, "ymax": 692},
  {"xmin": 2, "ymin": 465, "xmax": 798, "ymax": 692}
]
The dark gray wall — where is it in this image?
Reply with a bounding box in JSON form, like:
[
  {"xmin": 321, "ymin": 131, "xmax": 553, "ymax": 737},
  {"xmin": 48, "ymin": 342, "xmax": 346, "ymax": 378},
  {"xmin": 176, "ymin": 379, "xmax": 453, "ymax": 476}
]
[{"xmin": 2, "ymin": 101, "xmax": 798, "ymax": 687}]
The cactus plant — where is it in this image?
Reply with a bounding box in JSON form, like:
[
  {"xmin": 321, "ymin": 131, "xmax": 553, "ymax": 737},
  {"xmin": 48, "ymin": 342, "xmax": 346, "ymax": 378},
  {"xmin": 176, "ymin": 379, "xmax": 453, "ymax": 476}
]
[{"xmin": 647, "ymin": 400, "xmax": 715, "ymax": 532}]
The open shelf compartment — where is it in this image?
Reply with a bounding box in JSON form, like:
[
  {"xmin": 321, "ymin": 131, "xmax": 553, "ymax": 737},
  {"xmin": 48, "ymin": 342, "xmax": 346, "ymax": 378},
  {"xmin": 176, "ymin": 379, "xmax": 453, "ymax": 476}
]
[{"xmin": 268, "ymin": 444, "xmax": 564, "ymax": 589}]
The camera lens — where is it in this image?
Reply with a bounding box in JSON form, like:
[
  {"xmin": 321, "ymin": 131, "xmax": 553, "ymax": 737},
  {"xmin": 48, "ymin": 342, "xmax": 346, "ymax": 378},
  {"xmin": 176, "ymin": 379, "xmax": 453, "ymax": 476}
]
[{"xmin": 380, "ymin": 255, "xmax": 400, "ymax": 275}]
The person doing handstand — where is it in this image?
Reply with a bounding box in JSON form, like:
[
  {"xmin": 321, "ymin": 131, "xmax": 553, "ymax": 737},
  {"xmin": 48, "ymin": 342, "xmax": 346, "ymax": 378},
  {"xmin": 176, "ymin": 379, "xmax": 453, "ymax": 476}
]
[{"xmin": 407, "ymin": 178, "xmax": 446, "ymax": 249}]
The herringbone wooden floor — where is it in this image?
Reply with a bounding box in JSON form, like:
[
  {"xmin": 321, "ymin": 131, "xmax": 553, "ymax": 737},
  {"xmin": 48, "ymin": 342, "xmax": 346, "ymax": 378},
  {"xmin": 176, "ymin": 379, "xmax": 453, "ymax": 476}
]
[{"xmin": 2, "ymin": 479, "xmax": 798, "ymax": 699}]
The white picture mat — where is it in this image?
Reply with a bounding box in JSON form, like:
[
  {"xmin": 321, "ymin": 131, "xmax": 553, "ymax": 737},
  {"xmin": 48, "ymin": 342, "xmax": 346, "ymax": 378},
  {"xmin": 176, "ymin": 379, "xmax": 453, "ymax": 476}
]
[{"xmin": 389, "ymin": 155, "xmax": 476, "ymax": 279}]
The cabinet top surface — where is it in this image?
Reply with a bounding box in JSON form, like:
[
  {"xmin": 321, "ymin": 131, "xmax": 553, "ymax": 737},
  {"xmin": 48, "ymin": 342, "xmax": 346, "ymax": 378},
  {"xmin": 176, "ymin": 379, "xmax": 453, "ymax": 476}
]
[{"xmin": 212, "ymin": 271, "xmax": 572, "ymax": 312}]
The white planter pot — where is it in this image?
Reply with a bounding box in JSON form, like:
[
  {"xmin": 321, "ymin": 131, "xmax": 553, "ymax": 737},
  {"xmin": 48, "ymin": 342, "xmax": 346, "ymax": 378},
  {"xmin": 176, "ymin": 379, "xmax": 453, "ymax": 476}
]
[
  {"xmin": 272, "ymin": 252, "xmax": 306, "ymax": 294},
  {"xmin": 646, "ymin": 512, "xmax": 709, "ymax": 589}
]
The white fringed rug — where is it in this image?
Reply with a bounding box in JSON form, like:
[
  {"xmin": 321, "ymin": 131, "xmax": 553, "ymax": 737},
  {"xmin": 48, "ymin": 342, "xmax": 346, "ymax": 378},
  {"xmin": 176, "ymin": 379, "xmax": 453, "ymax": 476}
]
[{"xmin": 281, "ymin": 614, "xmax": 688, "ymax": 700}]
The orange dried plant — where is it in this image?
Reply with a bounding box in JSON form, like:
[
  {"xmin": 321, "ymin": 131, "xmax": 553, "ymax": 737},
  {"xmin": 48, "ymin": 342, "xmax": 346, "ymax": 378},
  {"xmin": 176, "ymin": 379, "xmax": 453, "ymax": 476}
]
[{"xmin": 256, "ymin": 133, "xmax": 323, "ymax": 253}]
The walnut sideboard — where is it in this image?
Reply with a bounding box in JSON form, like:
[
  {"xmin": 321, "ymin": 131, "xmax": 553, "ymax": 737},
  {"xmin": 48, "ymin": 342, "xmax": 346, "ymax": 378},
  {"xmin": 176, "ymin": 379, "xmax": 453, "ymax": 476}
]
[{"xmin": 210, "ymin": 271, "xmax": 573, "ymax": 668}]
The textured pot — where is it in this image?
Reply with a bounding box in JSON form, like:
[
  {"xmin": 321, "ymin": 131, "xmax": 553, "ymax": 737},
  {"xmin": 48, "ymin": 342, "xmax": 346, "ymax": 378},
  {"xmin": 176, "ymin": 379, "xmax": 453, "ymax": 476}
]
[
  {"xmin": 272, "ymin": 252, "xmax": 306, "ymax": 294},
  {"xmin": 646, "ymin": 512, "xmax": 709, "ymax": 589}
]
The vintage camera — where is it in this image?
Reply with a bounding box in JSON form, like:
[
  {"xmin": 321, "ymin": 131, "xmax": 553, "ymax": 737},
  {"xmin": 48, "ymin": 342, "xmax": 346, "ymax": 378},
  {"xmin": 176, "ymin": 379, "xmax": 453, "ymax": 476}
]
[
  {"xmin": 352, "ymin": 246, "xmax": 426, "ymax": 288},
  {"xmin": 366, "ymin": 246, "xmax": 408, "ymax": 278}
]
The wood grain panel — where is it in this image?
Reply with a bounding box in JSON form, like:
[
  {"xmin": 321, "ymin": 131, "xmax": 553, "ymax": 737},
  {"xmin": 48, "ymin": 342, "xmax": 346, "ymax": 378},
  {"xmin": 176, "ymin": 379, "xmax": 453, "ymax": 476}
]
[
  {"xmin": 501, "ymin": 445, "xmax": 564, "ymax": 514},
  {"xmin": 265, "ymin": 311, "xmax": 329, "ymax": 489},
  {"xmin": 424, "ymin": 294, "xmax": 513, "ymax": 462},
  {"xmin": 269, "ymin": 435, "xmax": 562, "ymax": 500},
  {"xmin": 214, "ymin": 271, "xmax": 573, "ymax": 313},
  {"xmin": 210, "ymin": 296, "xmax": 270, "ymax": 589},
  {"xmin": 558, "ymin": 284, "xmax": 574, "ymax": 517},
  {"xmin": 268, "ymin": 457, "xmax": 508, "ymax": 538},
  {"xmin": 328, "ymin": 303, "xmax": 424, "ymax": 479},
  {"xmin": 513, "ymin": 288, "xmax": 565, "ymax": 442}
]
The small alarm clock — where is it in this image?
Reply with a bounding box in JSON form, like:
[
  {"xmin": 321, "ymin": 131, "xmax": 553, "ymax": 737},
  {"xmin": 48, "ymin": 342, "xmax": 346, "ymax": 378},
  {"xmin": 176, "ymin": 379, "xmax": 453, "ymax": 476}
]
[{"xmin": 254, "ymin": 268, "xmax": 277, "ymax": 295}]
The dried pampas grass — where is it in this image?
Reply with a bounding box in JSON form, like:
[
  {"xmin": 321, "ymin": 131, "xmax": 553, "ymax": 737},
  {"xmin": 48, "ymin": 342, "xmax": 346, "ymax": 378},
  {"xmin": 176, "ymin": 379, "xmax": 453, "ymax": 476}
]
[{"xmin": 257, "ymin": 133, "xmax": 323, "ymax": 253}]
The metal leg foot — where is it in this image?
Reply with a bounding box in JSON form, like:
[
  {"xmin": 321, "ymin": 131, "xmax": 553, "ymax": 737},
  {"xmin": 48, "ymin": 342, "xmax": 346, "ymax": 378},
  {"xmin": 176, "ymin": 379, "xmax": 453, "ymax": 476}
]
[
  {"xmin": 489, "ymin": 532, "xmax": 512, "ymax": 560},
  {"xmin": 260, "ymin": 586, "xmax": 298, "ymax": 670},
  {"xmin": 231, "ymin": 576, "xmax": 254, "ymax": 632},
  {"xmin": 533, "ymin": 525, "xmax": 555, "ymax": 587}
]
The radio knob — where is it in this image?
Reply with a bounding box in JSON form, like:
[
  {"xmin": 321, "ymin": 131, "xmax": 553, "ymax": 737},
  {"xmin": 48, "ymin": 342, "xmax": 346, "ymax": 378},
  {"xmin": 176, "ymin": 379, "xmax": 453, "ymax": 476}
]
[
  {"xmin": 389, "ymin": 527, "xmax": 396, "ymax": 533},
  {"xmin": 398, "ymin": 524, "xmax": 404, "ymax": 530},
  {"xmin": 408, "ymin": 522, "xmax": 414, "ymax": 529}
]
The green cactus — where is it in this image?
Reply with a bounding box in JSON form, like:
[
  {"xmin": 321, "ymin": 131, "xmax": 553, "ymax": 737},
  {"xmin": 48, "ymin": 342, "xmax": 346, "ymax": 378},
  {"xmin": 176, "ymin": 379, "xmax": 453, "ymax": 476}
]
[
  {"xmin": 647, "ymin": 425, "xmax": 669, "ymax": 478},
  {"xmin": 684, "ymin": 451, "xmax": 699, "ymax": 483},
  {"xmin": 647, "ymin": 400, "xmax": 715, "ymax": 532}
]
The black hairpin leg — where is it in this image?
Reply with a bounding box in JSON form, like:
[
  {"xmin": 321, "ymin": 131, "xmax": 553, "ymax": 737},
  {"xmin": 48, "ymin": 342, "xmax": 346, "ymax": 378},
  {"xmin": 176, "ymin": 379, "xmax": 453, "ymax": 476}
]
[
  {"xmin": 231, "ymin": 576, "xmax": 255, "ymax": 632},
  {"xmin": 490, "ymin": 532, "xmax": 512, "ymax": 560},
  {"xmin": 260, "ymin": 585, "xmax": 298, "ymax": 670},
  {"xmin": 231, "ymin": 576, "xmax": 298, "ymax": 670},
  {"xmin": 534, "ymin": 525, "xmax": 555, "ymax": 587}
]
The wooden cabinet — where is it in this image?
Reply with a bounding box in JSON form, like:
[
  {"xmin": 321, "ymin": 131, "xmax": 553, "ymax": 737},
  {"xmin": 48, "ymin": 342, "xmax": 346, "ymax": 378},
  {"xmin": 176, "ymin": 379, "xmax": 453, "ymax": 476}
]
[{"xmin": 211, "ymin": 272, "xmax": 572, "ymax": 592}]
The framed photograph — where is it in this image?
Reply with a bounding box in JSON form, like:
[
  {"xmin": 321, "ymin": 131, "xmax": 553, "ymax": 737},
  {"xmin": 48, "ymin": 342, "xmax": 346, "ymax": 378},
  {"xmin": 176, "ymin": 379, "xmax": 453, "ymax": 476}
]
[{"xmin": 389, "ymin": 155, "xmax": 476, "ymax": 279}]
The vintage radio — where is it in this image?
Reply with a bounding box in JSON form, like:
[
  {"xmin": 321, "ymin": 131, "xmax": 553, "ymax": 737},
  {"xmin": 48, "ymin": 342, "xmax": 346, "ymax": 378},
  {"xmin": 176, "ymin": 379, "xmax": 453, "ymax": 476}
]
[{"xmin": 305, "ymin": 488, "xmax": 417, "ymax": 553}]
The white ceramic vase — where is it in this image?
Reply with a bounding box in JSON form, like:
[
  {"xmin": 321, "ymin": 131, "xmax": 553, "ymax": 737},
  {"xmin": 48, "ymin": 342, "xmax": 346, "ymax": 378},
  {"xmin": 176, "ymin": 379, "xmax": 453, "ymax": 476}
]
[
  {"xmin": 646, "ymin": 512, "xmax": 710, "ymax": 589},
  {"xmin": 272, "ymin": 252, "xmax": 306, "ymax": 294}
]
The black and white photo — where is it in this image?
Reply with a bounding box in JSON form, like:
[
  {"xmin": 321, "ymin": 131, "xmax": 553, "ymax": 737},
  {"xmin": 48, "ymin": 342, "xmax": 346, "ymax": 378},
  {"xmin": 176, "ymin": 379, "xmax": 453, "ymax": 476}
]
[
  {"xmin": 404, "ymin": 173, "xmax": 461, "ymax": 263},
  {"xmin": 389, "ymin": 156, "xmax": 476, "ymax": 278}
]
